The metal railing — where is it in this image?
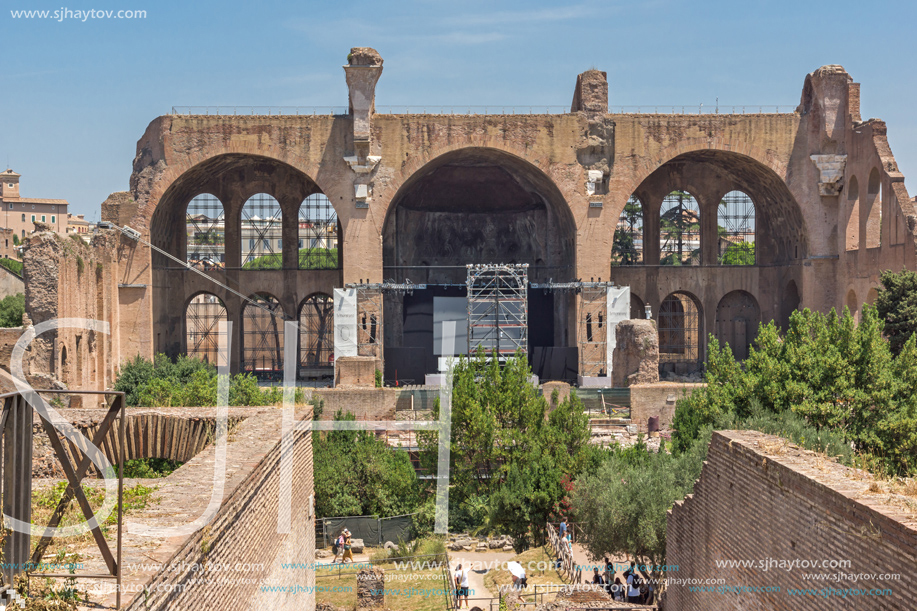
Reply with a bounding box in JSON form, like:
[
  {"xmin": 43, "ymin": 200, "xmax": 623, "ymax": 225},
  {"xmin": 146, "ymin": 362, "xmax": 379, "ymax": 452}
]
[
  {"xmin": 546, "ymin": 521, "xmax": 579, "ymax": 583},
  {"xmin": 170, "ymin": 104, "xmax": 797, "ymax": 117},
  {"xmin": 1, "ymin": 390, "xmax": 126, "ymax": 608}
]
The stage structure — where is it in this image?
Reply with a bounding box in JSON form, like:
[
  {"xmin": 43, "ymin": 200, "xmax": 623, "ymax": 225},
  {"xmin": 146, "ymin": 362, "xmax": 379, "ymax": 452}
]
[{"xmin": 466, "ymin": 264, "xmax": 529, "ymax": 358}]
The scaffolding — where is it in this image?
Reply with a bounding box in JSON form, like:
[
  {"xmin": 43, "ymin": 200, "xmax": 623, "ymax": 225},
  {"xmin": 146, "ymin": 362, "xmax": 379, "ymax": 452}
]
[{"xmin": 466, "ymin": 264, "xmax": 528, "ymax": 357}]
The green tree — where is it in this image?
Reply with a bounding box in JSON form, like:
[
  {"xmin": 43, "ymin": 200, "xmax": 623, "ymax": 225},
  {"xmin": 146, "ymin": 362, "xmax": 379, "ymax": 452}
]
[
  {"xmin": 314, "ymin": 411, "xmax": 420, "ymax": 519},
  {"xmin": 672, "ymin": 306, "xmax": 917, "ymax": 476},
  {"xmin": 573, "ymin": 432, "xmax": 709, "ymax": 587},
  {"xmin": 420, "ymin": 349, "xmax": 599, "ymax": 545},
  {"xmin": 875, "ymin": 269, "xmax": 917, "ymax": 355},
  {"xmin": 611, "ymin": 197, "xmax": 643, "ymax": 266},
  {"xmin": 719, "ymin": 241, "xmax": 755, "ymax": 265},
  {"xmin": 0, "ymin": 258, "xmax": 23, "ymax": 275},
  {"xmin": 0, "ymin": 293, "xmax": 24, "ymax": 327}
]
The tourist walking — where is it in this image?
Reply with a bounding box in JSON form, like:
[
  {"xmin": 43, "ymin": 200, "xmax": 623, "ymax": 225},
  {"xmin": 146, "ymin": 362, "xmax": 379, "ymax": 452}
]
[
  {"xmin": 332, "ymin": 530, "xmax": 345, "ymax": 563},
  {"xmin": 455, "ymin": 563, "xmax": 470, "ymax": 608},
  {"xmin": 341, "ymin": 528, "xmax": 354, "ymax": 563}
]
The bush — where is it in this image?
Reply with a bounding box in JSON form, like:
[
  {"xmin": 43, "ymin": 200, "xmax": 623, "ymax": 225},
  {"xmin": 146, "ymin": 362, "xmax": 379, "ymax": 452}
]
[
  {"xmin": 0, "ymin": 293, "xmax": 24, "ymax": 327},
  {"xmin": 0, "ymin": 258, "xmax": 23, "ymax": 275},
  {"xmin": 672, "ymin": 306, "xmax": 917, "ymax": 477}
]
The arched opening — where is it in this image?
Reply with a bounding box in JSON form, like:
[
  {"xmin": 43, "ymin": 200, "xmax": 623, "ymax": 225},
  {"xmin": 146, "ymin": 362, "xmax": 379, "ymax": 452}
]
[
  {"xmin": 382, "ymin": 147, "xmax": 577, "ymax": 382},
  {"xmin": 630, "ymin": 293, "xmax": 646, "ymax": 320},
  {"xmin": 242, "ymin": 193, "xmax": 283, "ymax": 269},
  {"xmin": 60, "ymin": 345, "xmax": 69, "ymax": 384},
  {"xmin": 632, "ymin": 150, "xmax": 808, "ymax": 265},
  {"xmin": 866, "ymin": 168, "xmax": 881, "ymax": 249},
  {"xmin": 298, "ymin": 193, "xmax": 340, "ymax": 269},
  {"xmin": 185, "ymin": 194, "xmax": 225, "ymax": 269},
  {"xmin": 846, "ymin": 289, "xmax": 859, "ymax": 323},
  {"xmin": 658, "ymin": 291, "xmax": 703, "ymax": 374},
  {"xmin": 866, "ymin": 287, "xmax": 879, "ymax": 306},
  {"xmin": 242, "ymin": 293, "xmax": 284, "ymax": 379},
  {"xmin": 717, "ymin": 191, "xmax": 755, "ymax": 265},
  {"xmin": 185, "ymin": 293, "xmax": 227, "ymax": 364},
  {"xmin": 299, "ymin": 293, "xmax": 334, "ymax": 375},
  {"xmin": 715, "ymin": 291, "xmax": 761, "ymax": 360},
  {"xmin": 612, "ymin": 195, "xmax": 644, "ymax": 265},
  {"xmin": 660, "ymin": 191, "xmax": 701, "ymax": 266},
  {"xmin": 780, "ymin": 280, "xmax": 801, "ymax": 330},
  {"xmin": 846, "ymin": 176, "xmax": 859, "ymax": 251}
]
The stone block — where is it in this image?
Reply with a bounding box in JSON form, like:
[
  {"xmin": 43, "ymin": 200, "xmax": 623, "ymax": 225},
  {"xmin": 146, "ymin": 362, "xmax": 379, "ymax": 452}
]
[
  {"xmin": 611, "ymin": 320, "xmax": 659, "ymax": 387},
  {"xmin": 335, "ymin": 356, "xmax": 381, "ymax": 388}
]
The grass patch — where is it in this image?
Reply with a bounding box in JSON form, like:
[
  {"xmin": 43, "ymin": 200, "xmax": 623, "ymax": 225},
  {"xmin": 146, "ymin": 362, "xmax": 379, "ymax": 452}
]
[
  {"xmin": 30, "ymin": 481, "xmax": 157, "ymax": 559},
  {"xmin": 122, "ymin": 457, "xmax": 183, "ymax": 478},
  {"xmin": 315, "ymin": 563, "xmax": 451, "ymax": 611}
]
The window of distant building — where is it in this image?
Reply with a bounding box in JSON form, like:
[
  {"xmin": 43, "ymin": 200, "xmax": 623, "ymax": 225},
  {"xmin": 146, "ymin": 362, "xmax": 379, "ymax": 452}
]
[
  {"xmin": 7, "ymin": 204, "xmax": 11, "ymax": 210},
  {"xmin": 20, "ymin": 214, "xmax": 24, "ymax": 222},
  {"xmin": 41, "ymin": 215, "xmax": 46, "ymax": 223},
  {"xmin": 31, "ymin": 215, "xmax": 35, "ymax": 223},
  {"xmin": 51, "ymin": 216, "xmax": 55, "ymax": 223}
]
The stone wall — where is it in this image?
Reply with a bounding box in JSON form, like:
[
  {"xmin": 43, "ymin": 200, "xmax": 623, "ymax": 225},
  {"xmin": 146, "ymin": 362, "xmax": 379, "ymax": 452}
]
[
  {"xmin": 667, "ymin": 430, "xmax": 917, "ymax": 610},
  {"xmin": 0, "ymin": 263, "xmax": 24, "ymax": 299},
  {"xmin": 629, "ymin": 382, "xmax": 705, "ymax": 432},
  {"xmin": 22, "ymin": 230, "xmax": 124, "ymax": 403},
  {"xmin": 122, "ymin": 409, "xmax": 315, "ymax": 611},
  {"xmin": 310, "ymin": 387, "xmax": 400, "ymax": 421},
  {"xmin": 0, "ymin": 326, "xmax": 24, "ymax": 374},
  {"xmin": 611, "ymin": 320, "xmax": 659, "ymax": 387}
]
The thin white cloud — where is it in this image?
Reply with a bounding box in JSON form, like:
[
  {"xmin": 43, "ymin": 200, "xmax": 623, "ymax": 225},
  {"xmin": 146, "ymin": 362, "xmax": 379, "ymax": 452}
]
[{"xmin": 445, "ymin": 4, "xmax": 595, "ymax": 27}]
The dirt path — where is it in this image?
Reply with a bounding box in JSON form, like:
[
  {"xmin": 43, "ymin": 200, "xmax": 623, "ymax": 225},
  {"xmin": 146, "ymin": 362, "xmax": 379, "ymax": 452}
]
[{"xmin": 449, "ymin": 549, "xmax": 517, "ymax": 607}]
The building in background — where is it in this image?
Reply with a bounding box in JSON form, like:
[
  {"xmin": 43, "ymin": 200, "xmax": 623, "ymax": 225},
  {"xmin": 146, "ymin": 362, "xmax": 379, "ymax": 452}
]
[
  {"xmin": 67, "ymin": 213, "xmax": 90, "ymax": 239},
  {"xmin": 0, "ymin": 169, "xmax": 68, "ymax": 238}
]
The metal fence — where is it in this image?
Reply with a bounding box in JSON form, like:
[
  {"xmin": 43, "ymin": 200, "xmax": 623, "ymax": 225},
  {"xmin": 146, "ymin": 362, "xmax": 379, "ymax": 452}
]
[
  {"xmin": 171, "ymin": 104, "xmax": 796, "ymax": 117},
  {"xmin": 1, "ymin": 390, "xmax": 126, "ymax": 608},
  {"xmin": 318, "ymin": 514, "xmax": 416, "ymax": 549}
]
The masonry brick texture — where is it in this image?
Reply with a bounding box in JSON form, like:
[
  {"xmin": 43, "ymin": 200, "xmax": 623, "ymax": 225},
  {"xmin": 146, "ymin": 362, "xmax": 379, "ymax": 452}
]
[
  {"xmin": 667, "ymin": 430, "xmax": 917, "ymax": 611},
  {"xmin": 123, "ymin": 410, "xmax": 315, "ymax": 611}
]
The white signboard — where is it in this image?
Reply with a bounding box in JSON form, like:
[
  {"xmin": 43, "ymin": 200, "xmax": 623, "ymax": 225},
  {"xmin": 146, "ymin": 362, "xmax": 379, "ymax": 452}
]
[
  {"xmin": 606, "ymin": 286, "xmax": 631, "ymax": 377},
  {"xmin": 333, "ymin": 288, "xmax": 358, "ymax": 360}
]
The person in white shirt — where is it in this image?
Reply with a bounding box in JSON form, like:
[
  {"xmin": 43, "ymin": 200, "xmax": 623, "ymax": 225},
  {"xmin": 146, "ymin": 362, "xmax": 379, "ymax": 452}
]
[
  {"xmin": 627, "ymin": 572, "xmax": 641, "ymax": 603},
  {"xmin": 454, "ymin": 564, "xmax": 470, "ymax": 608}
]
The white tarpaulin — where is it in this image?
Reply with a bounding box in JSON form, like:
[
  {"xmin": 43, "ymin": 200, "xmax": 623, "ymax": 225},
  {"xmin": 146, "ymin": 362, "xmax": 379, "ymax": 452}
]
[
  {"xmin": 606, "ymin": 286, "xmax": 631, "ymax": 377},
  {"xmin": 333, "ymin": 288, "xmax": 358, "ymax": 360},
  {"xmin": 507, "ymin": 561, "xmax": 525, "ymax": 578}
]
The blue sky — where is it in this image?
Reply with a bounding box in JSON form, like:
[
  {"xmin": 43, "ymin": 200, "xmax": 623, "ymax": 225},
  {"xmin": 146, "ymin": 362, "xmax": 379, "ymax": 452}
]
[{"xmin": 4, "ymin": 0, "xmax": 916, "ymax": 218}]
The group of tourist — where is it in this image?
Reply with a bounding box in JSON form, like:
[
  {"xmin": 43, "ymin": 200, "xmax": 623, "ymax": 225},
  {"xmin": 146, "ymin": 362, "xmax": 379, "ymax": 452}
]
[
  {"xmin": 558, "ymin": 519, "xmax": 654, "ymax": 605},
  {"xmin": 591, "ymin": 560, "xmax": 654, "ymax": 604}
]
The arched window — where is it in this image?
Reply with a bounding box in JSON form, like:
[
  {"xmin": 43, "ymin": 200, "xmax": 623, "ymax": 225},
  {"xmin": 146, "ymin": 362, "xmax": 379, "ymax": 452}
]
[
  {"xmin": 242, "ymin": 294, "xmax": 284, "ymax": 379},
  {"xmin": 298, "ymin": 193, "xmax": 339, "ymax": 269},
  {"xmin": 717, "ymin": 191, "xmax": 756, "ymax": 265},
  {"xmin": 186, "ymin": 194, "xmax": 225, "ymax": 270},
  {"xmin": 846, "ymin": 176, "xmax": 859, "ymax": 251},
  {"xmin": 241, "ymin": 193, "xmax": 283, "ymax": 269},
  {"xmin": 186, "ymin": 293, "xmax": 228, "ymax": 364},
  {"xmin": 299, "ymin": 293, "xmax": 334, "ymax": 370},
  {"xmin": 611, "ymin": 195, "xmax": 644, "ymax": 265},
  {"xmin": 660, "ymin": 191, "xmax": 700, "ymax": 266},
  {"xmin": 658, "ymin": 292, "xmax": 702, "ymax": 371}
]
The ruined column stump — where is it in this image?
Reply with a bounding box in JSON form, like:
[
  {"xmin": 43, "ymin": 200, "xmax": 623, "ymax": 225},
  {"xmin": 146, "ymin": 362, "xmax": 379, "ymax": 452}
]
[
  {"xmin": 612, "ymin": 319, "xmax": 659, "ymax": 387},
  {"xmin": 357, "ymin": 567, "xmax": 385, "ymax": 609}
]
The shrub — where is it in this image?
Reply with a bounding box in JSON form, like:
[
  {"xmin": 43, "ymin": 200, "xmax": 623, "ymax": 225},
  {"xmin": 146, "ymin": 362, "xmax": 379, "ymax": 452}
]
[{"xmin": 0, "ymin": 293, "xmax": 24, "ymax": 327}]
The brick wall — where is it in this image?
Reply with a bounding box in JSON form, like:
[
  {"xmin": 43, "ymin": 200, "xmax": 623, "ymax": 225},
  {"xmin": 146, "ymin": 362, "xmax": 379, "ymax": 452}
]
[
  {"xmin": 667, "ymin": 430, "xmax": 917, "ymax": 610},
  {"xmin": 310, "ymin": 388, "xmax": 400, "ymax": 421},
  {"xmin": 122, "ymin": 409, "xmax": 315, "ymax": 611},
  {"xmin": 629, "ymin": 382, "xmax": 704, "ymax": 432}
]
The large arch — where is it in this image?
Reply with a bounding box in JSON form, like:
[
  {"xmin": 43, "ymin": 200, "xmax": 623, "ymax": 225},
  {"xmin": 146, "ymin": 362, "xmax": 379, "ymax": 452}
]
[
  {"xmin": 715, "ymin": 291, "xmax": 761, "ymax": 360},
  {"xmin": 381, "ymin": 147, "xmax": 578, "ymax": 382},
  {"xmin": 628, "ymin": 149, "xmax": 808, "ymax": 266},
  {"xmin": 148, "ymin": 153, "xmax": 340, "ymax": 367}
]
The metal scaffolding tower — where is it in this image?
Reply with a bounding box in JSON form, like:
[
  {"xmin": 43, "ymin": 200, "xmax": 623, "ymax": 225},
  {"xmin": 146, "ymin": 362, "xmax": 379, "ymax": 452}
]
[{"xmin": 466, "ymin": 264, "xmax": 528, "ymax": 357}]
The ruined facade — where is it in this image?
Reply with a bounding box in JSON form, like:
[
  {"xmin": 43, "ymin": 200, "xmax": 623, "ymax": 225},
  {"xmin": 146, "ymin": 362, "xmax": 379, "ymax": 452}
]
[{"xmin": 85, "ymin": 50, "xmax": 914, "ymax": 383}]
